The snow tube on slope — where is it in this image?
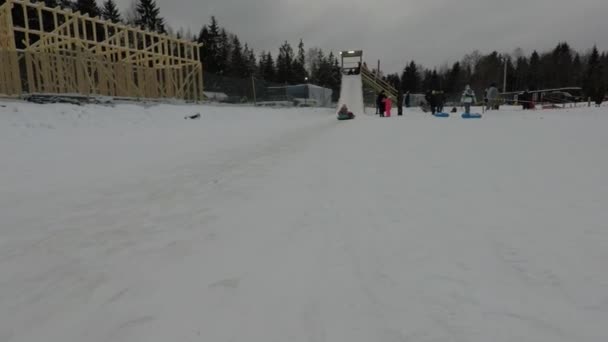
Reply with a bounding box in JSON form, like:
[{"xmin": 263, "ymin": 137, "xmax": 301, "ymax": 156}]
[{"xmin": 337, "ymin": 113, "xmax": 355, "ymax": 120}]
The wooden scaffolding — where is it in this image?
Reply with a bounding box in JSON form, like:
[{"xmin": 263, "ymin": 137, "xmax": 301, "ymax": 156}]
[{"xmin": 0, "ymin": 0, "xmax": 203, "ymax": 101}]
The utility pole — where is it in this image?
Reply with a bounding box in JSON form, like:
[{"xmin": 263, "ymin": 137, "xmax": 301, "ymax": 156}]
[
  {"xmin": 251, "ymin": 75, "xmax": 257, "ymax": 105},
  {"xmin": 503, "ymin": 57, "xmax": 508, "ymax": 93}
]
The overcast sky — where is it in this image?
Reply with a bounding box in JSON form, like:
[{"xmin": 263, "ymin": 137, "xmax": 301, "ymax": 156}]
[{"xmin": 116, "ymin": 0, "xmax": 608, "ymax": 73}]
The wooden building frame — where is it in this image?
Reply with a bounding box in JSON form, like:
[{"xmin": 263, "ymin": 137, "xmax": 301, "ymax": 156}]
[{"xmin": 0, "ymin": 0, "xmax": 203, "ymax": 101}]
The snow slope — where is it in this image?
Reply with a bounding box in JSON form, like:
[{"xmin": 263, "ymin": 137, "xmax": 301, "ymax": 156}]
[
  {"xmin": 337, "ymin": 74, "xmax": 364, "ymax": 114},
  {"xmin": 1, "ymin": 102, "xmax": 608, "ymax": 342}
]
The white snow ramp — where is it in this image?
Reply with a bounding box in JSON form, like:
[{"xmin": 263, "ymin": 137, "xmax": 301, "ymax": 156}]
[{"xmin": 337, "ymin": 74, "xmax": 364, "ymax": 114}]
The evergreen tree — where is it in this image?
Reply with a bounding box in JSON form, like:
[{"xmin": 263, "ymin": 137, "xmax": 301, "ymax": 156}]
[
  {"xmin": 329, "ymin": 52, "xmax": 342, "ymax": 93},
  {"xmin": 228, "ymin": 35, "xmax": 247, "ymax": 78},
  {"xmin": 243, "ymin": 44, "xmax": 257, "ymax": 77},
  {"xmin": 555, "ymin": 42, "xmax": 574, "ymax": 87},
  {"xmin": 514, "ymin": 56, "xmax": 529, "ymax": 91},
  {"xmin": 473, "ymin": 51, "xmax": 502, "ymax": 89},
  {"xmin": 276, "ymin": 41, "xmax": 294, "ymax": 84},
  {"xmin": 258, "ymin": 52, "xmax": 276, "ymax": 82},
  {"xmin": 257, "ymin": 52, "xmax": 266, "ymax": 79},
  {"xmin": 75, "ymin": 0, "xmax": 99, "ymax": 17},
  {"xmin": 445, "ymin": 62, "xmax": 462, "ymax": 94},
  {"xmin": 401, "ymin": 61, "xmax": 420, "ymax": 93},
  {"xmin": 197, "ymin": 26, "xmax": 210, "ymax": 70},
  {"xmin": 527, "ymin": 51, "xmax": 541, "ymax": 90},
  {"xmin": 101, "ymin": 0, "xmax": 121, "ymax": 23},
  {"xmin": 59, "ymin": 0, "xmax": 75, "ymax": 9},
  {"xmin": 421, "ymin": 69, "xmax": 433, "ymax": 91},
  {"xmin": 571, "ymin": 53, "xmax": 583, "ymax": 87},
  {"xmin": 430, "ymin": 70, "xmax": 441, "ymax": 90},
  {"xmin": 583, "ymin": 46, "xmax": 604, "ymax": 101},
  {"xmin": 385, "ymin": 74, "xmax": 400, "ymax": 90},
  {"xmin": 310, "ymin": 49, "xmax": 325, "ymax": 85},
  {"xmin": 136, "ymin": 0, "xmax": 165, "ymax": 33},
  {"xmin": 291, "ymin": 39, "xmax": 308, "ymax": 83},
  {"xmin": 197, "ymin": 17, "xmax": 222, "ymax": 73},
  {"xmin": 602, "ymin": 53, "xmax": 608, "ymax": 92},
  {"xmin": 216, "ymin": 29, "xmax": 231, "ymax": 75}
]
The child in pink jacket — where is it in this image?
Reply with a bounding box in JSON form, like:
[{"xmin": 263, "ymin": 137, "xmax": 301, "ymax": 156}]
[{"xmin": 383, "ymin": 97, "xmax": 392, "ymax": 117}]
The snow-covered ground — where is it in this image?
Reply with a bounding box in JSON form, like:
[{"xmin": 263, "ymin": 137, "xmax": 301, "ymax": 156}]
[{"xmin": 1, "ymin": 101, "xmax": 607, "ymax": 342}]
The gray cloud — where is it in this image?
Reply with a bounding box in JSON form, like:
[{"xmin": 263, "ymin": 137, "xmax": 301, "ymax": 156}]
[{"xmin": 116, "ymin": 0, "xmax": 608, "ymax": 73}]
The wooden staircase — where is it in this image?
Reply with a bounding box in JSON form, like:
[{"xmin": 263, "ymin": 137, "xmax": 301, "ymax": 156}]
[{"xmin": 360, "ymin": 66, "xmax": 398, "ymax": 101}]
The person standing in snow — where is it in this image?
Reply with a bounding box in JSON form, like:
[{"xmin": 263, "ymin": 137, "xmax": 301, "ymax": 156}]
[
  {"xmin": 461, "ymin": 85, "xmax": 477, "ymax": 114},
  {"xmin": 594, "ymin": 86, "xmax": 605, "ymax": 107},
  {"xmin": 397, "ymin": 89, "xmax": 404, "ymax": 116},
  {"xmin": 521, "ymin": 89, "xmax": 531, "ymax": 109},
  {"xmin": 425, "ymin": 90, "xmax": 438, "ymax": 114},
  {"xmin": 383, "ymin": 96, "xmax": 392, "ymax": 117},
  {"xmin": 377, "ymin": 91, "xmax": 386, "ymax": 116},
  {"xmin": 486, "ymin": 83, "xmax": 499, "ymax": 110},
  {"xmin": 435, "ymin": 90, "xmax": 446, "ymax": 114},
  {"xmin": 405, "ymin": 91, "xmax": 411, "ymax": 108}
]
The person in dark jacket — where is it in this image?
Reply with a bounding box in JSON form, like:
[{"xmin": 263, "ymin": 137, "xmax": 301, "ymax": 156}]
[
  {"xmin": 435, "ymin": 90, "xmax": 446, "ymax": 113},
  {"xmin": 376, "ymin": 91, "xmax": 386, "ymax": 116},
  {"xmin": 404, "ymin": 91, "xmax": 411, "ymax": 108},
  {"xmin": 594, "ymin": 87, "xmax": 605, "ymax": 107},
  {"xmin": 425, "ymin": 90, "xmax": 434, "ymax": 114},
  {"xmin": 522, "ymin": 90, "xmax": 531, "ymax": 110},
  {"xmin": 397, "ymin": 89, "xmax": 404, "ymax": 116},
  {"xmin": 425, "ymin": 90, "xmax": 439, "ymax": 114}
]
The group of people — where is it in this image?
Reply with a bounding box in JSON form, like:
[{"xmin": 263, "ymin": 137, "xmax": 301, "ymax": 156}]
[
  {"xmin": 375, "ymin": 91, "xmax": 394, "ymax": 117},
  {"xmin": 425, "ymin": 85, "xmax": 478, "ymax": 115},
  {"xmin": 425, "ymin": 85, "xmax": 493, "ymax": 114},
  {"xmin": 374, "ymin": 85, "xmax": 480, "ymax": 116},
  {"xmin": 424, "ymin": 89, "xmax": 446, "ymax": 114}
]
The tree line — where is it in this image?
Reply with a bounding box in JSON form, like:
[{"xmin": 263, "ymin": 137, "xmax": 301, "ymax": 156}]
[
  {"xmin": 1, "ymin": 0, "xmax": 165, "ymax": 32},
  {"xmin": 2, "ymin": 0, "xmax": 343, "ymax": 93},
  {"xmin": 387, "ymin": 42, "xmax": 607, "ymax": 100},
  {"xmin": 2, "ymin": 0, "xmax": 606, "ymax": 100},
  {"xmin": 196, "ymin": 16, "xmax": 342, "ymax": 92}
]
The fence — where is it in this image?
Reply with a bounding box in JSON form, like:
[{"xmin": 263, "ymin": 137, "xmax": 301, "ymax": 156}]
[{"xmin": 203, "ymin": 71, "xmax": 335, "ymax": 107}]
